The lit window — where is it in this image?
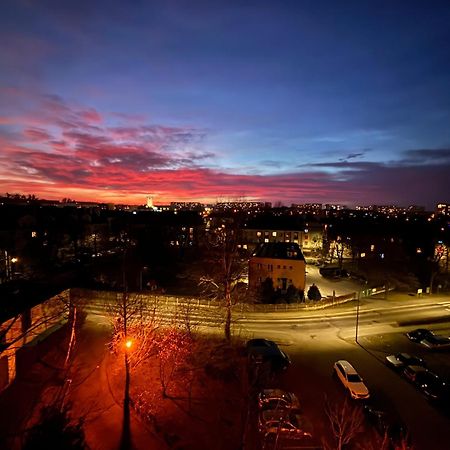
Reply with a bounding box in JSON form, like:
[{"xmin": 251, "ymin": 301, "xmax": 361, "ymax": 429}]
[
  {"xmin": 243, "ymin": 244, "xmax": 247, "ymax": 249},
  {"xmin": 256, "ymin": 231, "xmax": 262, "ymax": 237},
  {"xmin": 264, "ymin": 238, "xmax": 269, "ymax": 243},
  {"xmin": 31, "ymin": 231, "xmax": 37, "ymax": 238},
  {"xmin": 370, "ymin": 244, "xmax": 375, "ymax": 251},
  {"xmin": 272, "ymin": 231, "xmax": 277, "ymax": 237}
]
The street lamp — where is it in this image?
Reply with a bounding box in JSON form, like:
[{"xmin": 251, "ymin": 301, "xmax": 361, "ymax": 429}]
[{"xmin": 139, "ymin": 266, "xmax": 149, "ymax": 291}]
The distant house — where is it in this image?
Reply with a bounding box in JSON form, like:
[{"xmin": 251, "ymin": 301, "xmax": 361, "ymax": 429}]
[{"xmin": 249, "ymin": 243, "xmax": 306, "ymax": 294}]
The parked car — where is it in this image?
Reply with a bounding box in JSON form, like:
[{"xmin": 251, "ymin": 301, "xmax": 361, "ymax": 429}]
[
  {"xmin": 406, "ymin": 328, "xmax": 434, "ymax": 343},
  {"xmin": 258, "ymin": 409, "xmax": 313, "ymax": 440},
  {"xmin": 333, "ymin": 360, "xmax": 370, "ymax": 399},
  {"xmin": 403, "ymin": 365, "xmax": 428, "ymax": 384},
  {"xmin": 417, "ymin": 371, "xmax": 448, "ymax": 401},
  {"xmin": 363, "ymin": 404, "xmax": 410, "ymax": 448},
  {"xmin": 385, "ymin": 352, "xmax": 426, "ymax": 370},
  {"xmin": 420, "ymin": 334, "xmax": 450, "ymax": 349},
  {"xmin": 246, "ymin": 339, "xmax": 291, "ymax": 371},
  {"xmin": 319, "ymin": 266, "xmax": 349, "ymax": 278},
  {"xmin": 257, "ymin": 389, "xmax": 300, "ymax": 411}
]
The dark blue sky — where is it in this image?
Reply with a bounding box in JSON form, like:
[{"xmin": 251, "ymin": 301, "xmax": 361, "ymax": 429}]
[{"xmin": 1, "ymin": 0, "xmax": 449, "ymax": 207}]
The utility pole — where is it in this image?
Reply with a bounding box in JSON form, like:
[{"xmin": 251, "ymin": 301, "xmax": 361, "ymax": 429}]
[{"xmin": 355, "ymin": 290, "xmax": 361, "ymax": 343}]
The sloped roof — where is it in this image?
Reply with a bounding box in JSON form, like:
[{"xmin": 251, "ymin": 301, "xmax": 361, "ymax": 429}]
[{"xmin": 252, "ymin": 242, "xmax": 305, "ymax": 261}]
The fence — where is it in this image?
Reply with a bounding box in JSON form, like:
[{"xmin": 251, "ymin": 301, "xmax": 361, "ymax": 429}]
[{"xmin": 70, "ymin": 285, "xmax": 392, "ymax": 314}]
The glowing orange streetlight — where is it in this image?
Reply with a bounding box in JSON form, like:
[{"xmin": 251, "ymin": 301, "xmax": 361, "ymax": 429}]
[{"xmin": 125, "ymin": 339, "xmax": 133, "ymax": 350}]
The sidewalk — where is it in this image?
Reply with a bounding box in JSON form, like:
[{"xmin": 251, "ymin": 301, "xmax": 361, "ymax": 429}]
[
  {"xmin": 360, "ymin": 291, "xmax": 450, "ymax": 308},
  {"xmin": 67, "ymin": 319, "xmax": 165, "ymax": 450}
]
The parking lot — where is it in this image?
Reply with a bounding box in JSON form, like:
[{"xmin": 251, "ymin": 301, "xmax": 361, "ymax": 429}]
[{"xmin": 250, "ymin": 324, "xmax": 450, "ymax": 450}]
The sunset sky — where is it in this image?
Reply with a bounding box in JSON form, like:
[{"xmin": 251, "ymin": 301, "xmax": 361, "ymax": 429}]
[{"xmin": 1, "ymin": 0, "xmax": 449, "ymax": 208}]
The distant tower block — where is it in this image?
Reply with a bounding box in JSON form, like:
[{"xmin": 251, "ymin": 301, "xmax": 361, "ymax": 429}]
[{"xmin": 146, "ymin": 196, "xmax": 154, "ymax": 208}]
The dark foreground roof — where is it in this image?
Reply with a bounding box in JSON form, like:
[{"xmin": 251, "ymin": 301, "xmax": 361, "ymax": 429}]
[
  {"xmin": 0, "ymin": 271, "xmax": 78, "ymax": 323},
  {"xmin": 252, "ymin": 243, "xmax": 305, "ymax": 261}
]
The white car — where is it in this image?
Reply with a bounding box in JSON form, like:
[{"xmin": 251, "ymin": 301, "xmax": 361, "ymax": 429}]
[{"xmin": 333, "ymin": 360, "xmax": 370, "ymax": 400}]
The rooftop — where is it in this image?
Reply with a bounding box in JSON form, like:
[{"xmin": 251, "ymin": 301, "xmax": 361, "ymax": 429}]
[{"xmin": 252, "ymin": 243, "xmax": 305, "ymax": 261}]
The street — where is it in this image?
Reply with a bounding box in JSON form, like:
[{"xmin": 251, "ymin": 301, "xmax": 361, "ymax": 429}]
[
  {"xmin": 81, "ymin": 288, "xmax": 450, "ymax": 449},
  {"xmin": 239, "ymin": 296, "xmax": 450, "ymax": 450}
]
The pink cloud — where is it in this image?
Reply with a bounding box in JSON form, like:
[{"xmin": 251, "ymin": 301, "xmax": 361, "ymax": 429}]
[
  {"xmin": 23, "ymin": 128, "xmax": 52, "ymax": 141},
  {"xmin": 1, "ymin": 90, "xmax": 448, "ymax": 208}
]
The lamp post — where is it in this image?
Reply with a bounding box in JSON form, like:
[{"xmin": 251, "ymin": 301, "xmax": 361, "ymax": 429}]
[{"xmin": 139, "ymin": 266, "xmax": 149, "ymax": 291}]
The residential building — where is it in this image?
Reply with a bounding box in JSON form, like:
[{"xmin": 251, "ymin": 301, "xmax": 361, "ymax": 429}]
[
  {"xmin": 249, "ymin": 242, "xmax": 306, "ymax": 293},
  {"xmin": 436, "ymin": 203, "xmax": 450, "ymax": 216},
  {"xmin": 0, "ymin": 291, "xmax": 69, "ymax": 391},
  {"xmin": 242, "ymin": 223, "xmax": 323, "ymax": 256}
]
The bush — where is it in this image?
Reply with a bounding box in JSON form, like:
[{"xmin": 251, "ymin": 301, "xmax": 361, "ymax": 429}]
[{"xmin": 307, "ymin": 284, "xmax": 322, "ymax": 301}]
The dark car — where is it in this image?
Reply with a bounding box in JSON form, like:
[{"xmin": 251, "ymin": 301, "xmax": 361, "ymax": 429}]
[
  {"xmin": 363, "ymin": 404, "xmax": 410, "ymax": 448},
  {"xmin": 258, "ymin": 409, "xmax": 313, "ymax": 440},
  {"xmin": 246, "ymin": 339, "xmax": 291, "ymax": 371},
  {"xmin": 406, "ymin": 328, "xmax": 434, "ymax": 343},
  {"xmin": 319, "ymin": 266, "xmax": 349, "ymax": 278},
  {"xmin": 403, "ymin": 365, "xmax": 428, "ymax": 384},
  {"xmin": 417, "ymin": 371, "xmax": 448, "ymax": 401},
  {"xmin": 257, "ymin": 389, "xmax": 301, "ymax": 411},
  {"xmin": 385, "ymin": 353, "xmax": 426, "ymax": 370},
  {"xmin": 420, "ymin": 335, "xmax": 450, "ymax": 349}
]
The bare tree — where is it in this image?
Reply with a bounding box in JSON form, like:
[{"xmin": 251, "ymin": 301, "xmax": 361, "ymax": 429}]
[
  {"xmin": 429, "ymin": 243, "xmax": 446, "ymax": 293},
  {"xmin": 329, "ymin": 236, "xmax": 347, "ymax": 269},
  {"xmin": 324, "ymin": 397, "xmax": 364, "ymax": 450},
  {"xmin": 157, "ymin": 327, "xmax": 192, "ymax": 398},
  {"xmin": 176, "ymin": 298, "xmax": 200, "ymax": 338},
  {"xmin": 358, "ymin": 433, "xmax": 413, "ymax": 450},
  {"xmin": 107, "ymin": 292, "xmax": 160, "ymax": 370},
  {"xmin": 198, "ymin": 216, "xmax": 248, "ymax": 341}
]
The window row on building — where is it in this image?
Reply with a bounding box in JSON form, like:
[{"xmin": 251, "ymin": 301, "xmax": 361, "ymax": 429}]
[{"xmin": 256, "ymin": 263, "xmax": 294, "ymax": 271}]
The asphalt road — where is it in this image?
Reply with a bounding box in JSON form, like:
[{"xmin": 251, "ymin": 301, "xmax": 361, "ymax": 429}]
[
  {"xmin": 240, "ymin": 299, "xmax": 450, "ymax": 450},
  {"xmin": 83, "ymin": 292, "xmax": 450, "ymax": 449}
]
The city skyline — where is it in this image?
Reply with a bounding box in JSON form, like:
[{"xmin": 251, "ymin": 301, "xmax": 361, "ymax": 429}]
[{"xmin": 1, "ymin": 1, "xmax": 450, "ymax": 208}]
